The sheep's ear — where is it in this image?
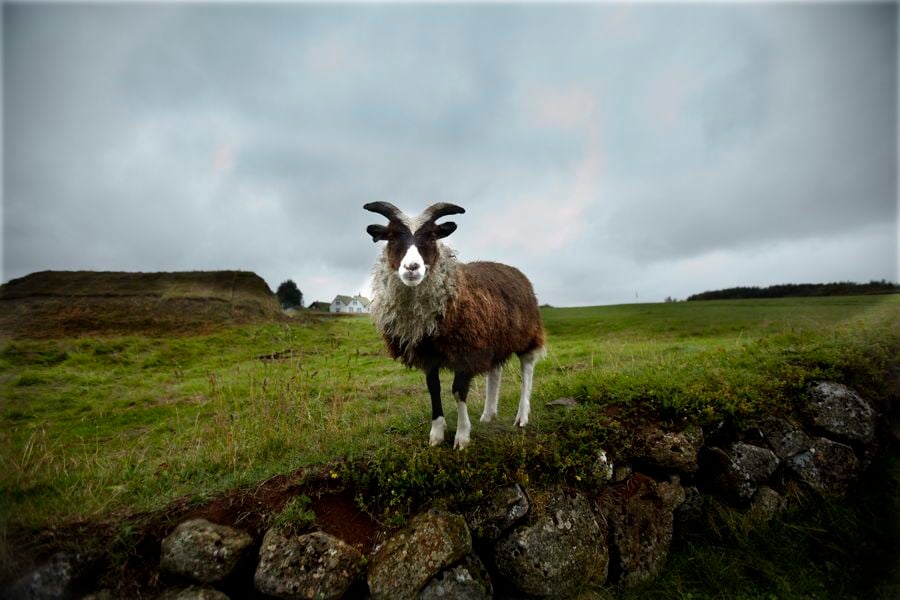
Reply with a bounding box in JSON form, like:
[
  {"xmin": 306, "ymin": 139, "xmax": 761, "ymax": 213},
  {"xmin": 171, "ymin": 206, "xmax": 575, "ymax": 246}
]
[
  {"xmin": 435, "ymin": 222, "xmax": 457, "ymax": 239},
  {"xmin": 367, "ymin": 224, "xmax": 389, "ymax": 242}
]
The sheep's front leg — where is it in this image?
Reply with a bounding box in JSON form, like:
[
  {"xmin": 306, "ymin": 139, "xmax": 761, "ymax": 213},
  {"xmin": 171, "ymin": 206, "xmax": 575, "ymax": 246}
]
[
  {"xmin": 426, "ymin": 367, "xmax": 445, "ymax": 446},
  {"xmin": 452, "ymin": 372, "xmax": 473, "ymax": 450}
]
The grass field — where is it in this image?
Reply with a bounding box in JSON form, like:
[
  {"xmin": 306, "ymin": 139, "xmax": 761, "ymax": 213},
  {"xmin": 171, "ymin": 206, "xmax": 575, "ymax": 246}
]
[{"xmin": 1, "ymin": 294, "xmax": 898, "ymax": 594}]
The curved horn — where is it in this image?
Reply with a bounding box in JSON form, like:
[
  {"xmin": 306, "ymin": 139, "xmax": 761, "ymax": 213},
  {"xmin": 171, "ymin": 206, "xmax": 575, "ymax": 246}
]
[
  {"xmin": 363, "ymin": 201, "xmax": 405, "ymax": 222},
  {"xmin": 421, "ymin": 202, "xmax": 466, "ymax": 223}
]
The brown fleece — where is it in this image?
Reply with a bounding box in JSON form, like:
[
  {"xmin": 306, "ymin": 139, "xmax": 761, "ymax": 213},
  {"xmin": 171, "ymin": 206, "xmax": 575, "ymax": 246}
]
[{"xmin": 383, "ymin": 261, "xmax": 545, "ymax": 374}]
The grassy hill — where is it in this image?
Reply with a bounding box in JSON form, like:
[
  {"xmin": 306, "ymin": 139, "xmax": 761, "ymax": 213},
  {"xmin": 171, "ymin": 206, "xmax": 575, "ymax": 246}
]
[
  {"xmin": 0, "ymin": 270, "xmax": 281, "ymax": 337},
  {"xmin": 0, "ymin": 294, "xmax": 898, "ymax": 595}
]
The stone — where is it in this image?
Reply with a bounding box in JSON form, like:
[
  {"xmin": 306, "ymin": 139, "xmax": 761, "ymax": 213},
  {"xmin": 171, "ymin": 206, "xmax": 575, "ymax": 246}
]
[
  {"xmin": 466, "ymin": 484, "xmax": 530, "ymax": 542},
  {"xmin": 494, "ymin": 491, "xmax": 608, "ymax": 597},
  {"xmin": 604, "ymin": 475, "xmax": 685, "ymax": 587},
  {"xmin": 749, "ymin": 486, "xmax": 786, "ymax": 521},
  {"xmin": 419, "ymin": 554, "xmax": 493, "ymax": 600},
  {"xmin": 630, "ymin": 424, "xmax": 704, "ymax": 474},
  {"xmin": 591, "ymin": 449, "xmax": 614, "ymax": 482},
  {"xmin": 613, "ymin": 464, "xmax": 633, "ymax": 482},
  {"xmin": 367, "ymin": 510, "xmax": 472, "ymax": 600},
  {"xmin": 254, "ymin": 529, "xmax": 363, "ymax": 600},
  {"xmin": 804, "ymin": 382, "xmax": 877, "ymax": 445},
  {"xmin": 159, "ymin": 519, "xmax": 254, "ymax": 584},
  {"xmin": 4, "ymin": 552, "xmax": 93, "ymax": 600},
  {"xmin": 546, "ymin": 397, "xmax": 579, "ymax": 407},
  {"xmin": 787, "ymin": 437, "xmax": 861, "ymax": 496},
  {"xmin": 705, "ymin": 442, "xmax": 780, "ymax": 502},
  {"xmin": 759, "ymin": 417, "xmax": 812, "ymax": 460},
  {"xmin": 674, "ymin": 485, "xmax": 705, "ymax": 530},
  {"xmin": 156, "ymin": 587, "xmax": 231, "ymax": 600}
]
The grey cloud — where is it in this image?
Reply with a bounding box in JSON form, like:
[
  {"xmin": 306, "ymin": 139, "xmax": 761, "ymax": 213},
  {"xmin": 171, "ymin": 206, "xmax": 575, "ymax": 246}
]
[
  {"xmin": 3, "ymin": 3, "xmax": 896, "ymax": 306},
  {"xmin": 598, "ymin": 4, "xmax": 896, "ymax": 264}
]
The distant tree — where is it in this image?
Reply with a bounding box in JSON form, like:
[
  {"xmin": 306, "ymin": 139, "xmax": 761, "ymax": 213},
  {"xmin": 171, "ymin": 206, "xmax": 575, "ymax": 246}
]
[{"xmin": 276, "ymin": 279, "xmax": 303, "ymax": 308}]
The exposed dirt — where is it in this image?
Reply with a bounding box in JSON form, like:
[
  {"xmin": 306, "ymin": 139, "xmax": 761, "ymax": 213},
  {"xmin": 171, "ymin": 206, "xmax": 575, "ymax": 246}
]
[{"xmin": 1, "ymin": 464, "xmax": 381, "ymax": 597}]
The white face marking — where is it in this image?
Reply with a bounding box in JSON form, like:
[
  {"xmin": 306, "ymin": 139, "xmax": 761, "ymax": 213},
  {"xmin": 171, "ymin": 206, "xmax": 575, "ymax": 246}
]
[{"xmin": 398, "ymin": 243, "xmax": 427, "ymax": 287}]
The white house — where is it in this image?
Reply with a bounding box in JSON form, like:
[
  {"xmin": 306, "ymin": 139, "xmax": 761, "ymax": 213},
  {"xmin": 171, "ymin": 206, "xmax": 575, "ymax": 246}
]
[{"xmin": 330, "ymin": 294, "xmax": 372, "ymax": 314}]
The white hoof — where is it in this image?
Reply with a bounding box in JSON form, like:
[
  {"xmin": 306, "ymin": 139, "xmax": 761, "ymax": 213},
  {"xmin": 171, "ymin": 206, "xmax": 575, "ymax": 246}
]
[
  {"xmin": 479, "ymin": 411, "xmax": 496, "ymax": 423},
  {"xmin": 453, "ymin": 433, "xmax": 470, "ymax": 450},
  {"xmin": 429, "ymin": 416, "xmax": 446, "ymax": 446},
  {"xmin": 514, "ymin": 413, "xmax": 529, "ymax": 428}
]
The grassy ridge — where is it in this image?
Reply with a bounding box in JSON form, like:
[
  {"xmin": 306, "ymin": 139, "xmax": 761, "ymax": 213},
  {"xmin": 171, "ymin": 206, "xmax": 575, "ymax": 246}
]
[
  {"xmin": 0, "ymin": 270, "xmax": 280, "ymax": 337},
  {"xmin": 0, "ymin": 295, "xmax": 897, "ymax": 536}
]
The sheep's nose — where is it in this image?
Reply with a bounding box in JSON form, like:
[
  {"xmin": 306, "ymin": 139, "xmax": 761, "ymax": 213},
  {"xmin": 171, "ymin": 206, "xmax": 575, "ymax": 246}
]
[{"xmin": 405, "ymin": 262, "xmax": 420, "ymax": 272}]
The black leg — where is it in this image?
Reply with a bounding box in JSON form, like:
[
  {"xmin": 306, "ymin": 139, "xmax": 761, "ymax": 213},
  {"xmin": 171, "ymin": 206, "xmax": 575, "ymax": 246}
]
[
  {"xmin": 452, "ymin": 372, "xmax": 473, "ymax": 403},
  {"xmin": 426, "ymin": 366, "xmax": 442, "ymax": 421}
]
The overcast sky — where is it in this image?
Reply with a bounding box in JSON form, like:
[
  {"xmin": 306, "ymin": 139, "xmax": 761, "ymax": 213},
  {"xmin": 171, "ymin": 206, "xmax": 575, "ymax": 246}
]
[{"xmin": 3, "ymin": 2, "xmax": 897, "ymax": 306}]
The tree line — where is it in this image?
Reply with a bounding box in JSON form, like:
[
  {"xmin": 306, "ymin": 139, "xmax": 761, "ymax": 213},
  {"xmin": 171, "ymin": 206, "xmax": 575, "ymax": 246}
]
[{"xmin": 687, "ymin": 280, "xmax": 899, "ymax": 301}]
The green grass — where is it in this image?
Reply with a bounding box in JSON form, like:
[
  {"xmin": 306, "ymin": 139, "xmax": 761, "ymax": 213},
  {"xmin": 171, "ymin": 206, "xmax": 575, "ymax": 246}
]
[
  {"xmin": 0, "ymin": 315, "xmax": 428, "ymax": 529},
  {"xmin": 0, "ymin": 295, "xmax": 897, "ymax": 540},
  {"xmin": 268, "ymin": 494, "xmax": 317, "ymax": 534}
]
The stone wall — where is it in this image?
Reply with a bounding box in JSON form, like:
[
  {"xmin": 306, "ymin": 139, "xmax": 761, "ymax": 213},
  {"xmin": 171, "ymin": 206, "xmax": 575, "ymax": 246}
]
[{"xmin": 6, "ymin": 382, "xmax": 886, "ymax": 599}]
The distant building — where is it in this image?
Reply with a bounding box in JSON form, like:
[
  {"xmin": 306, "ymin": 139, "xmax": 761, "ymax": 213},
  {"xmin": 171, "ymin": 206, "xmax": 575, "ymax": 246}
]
[
  {"xmin": 330, "ymin": 294, "xmax": 372, "ymax": 314},
  {"xmin": 308, "ymin": 301, "xmax": 331, "ymax": 311}
]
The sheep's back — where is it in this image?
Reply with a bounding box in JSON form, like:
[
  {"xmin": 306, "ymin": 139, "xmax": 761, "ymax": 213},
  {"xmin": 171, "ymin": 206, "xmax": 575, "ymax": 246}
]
[{"xmin": 432, "ymin": 261, "xmax": 545, "ymax": 373}]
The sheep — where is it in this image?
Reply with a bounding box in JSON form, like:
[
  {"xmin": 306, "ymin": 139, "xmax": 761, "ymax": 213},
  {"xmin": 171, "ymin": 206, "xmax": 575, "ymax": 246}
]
[{"xmin": 364, "ymin": 201, "xmax": 546, "ymax": 450}]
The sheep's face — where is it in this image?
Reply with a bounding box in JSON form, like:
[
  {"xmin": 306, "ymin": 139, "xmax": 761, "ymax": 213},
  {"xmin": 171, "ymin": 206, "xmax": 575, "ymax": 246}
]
[
  {"xmin": 374, "ymin": 220, "xmax": 456, "ymax": 287},
  {"xmin": 365, "ymin": 203, "xmax": 463, "ymax": 288}
]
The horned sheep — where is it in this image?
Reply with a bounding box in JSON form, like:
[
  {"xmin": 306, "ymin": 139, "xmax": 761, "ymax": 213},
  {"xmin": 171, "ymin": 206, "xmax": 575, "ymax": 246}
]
[{"xmin": 364, "ymin": 202, "xmax": 546, "ymax": 449}]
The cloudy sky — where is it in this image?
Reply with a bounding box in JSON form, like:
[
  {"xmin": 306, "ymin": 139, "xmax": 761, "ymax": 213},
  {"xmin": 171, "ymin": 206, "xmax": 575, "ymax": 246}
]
[{"xmin": 3, "ymin": 2, "xmax": 897, "ymax": 306}]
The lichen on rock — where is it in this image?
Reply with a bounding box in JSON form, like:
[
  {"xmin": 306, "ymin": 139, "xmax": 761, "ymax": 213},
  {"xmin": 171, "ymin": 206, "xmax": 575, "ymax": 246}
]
[
  {"xmin": 254, "ymin": 529, "xmax": 363, "ymax": 600},
  {"xmin": 367, "ymin": 509, "xmax": 472, "ymax": 600},
  {"xmin": 419, "ymin": 554, "xmax": 493, "ymax": 600},
  {"xmin": 494, "ymin": 490, "xmax": 608, "ymax": 597},
  {"xmin": 787, "ymin": 436, "xmax": 861, "ymax": 497},
  {"xmin": 466, "ymin": 484, "xmax": 529, "ymax": 542},
  {"xmin": 759, "ymin": 416, "xmax": 813, "ymax": 460},
  {"xmin": 155, "ymin": 586, "xmax": 231, "ymax": 600},
  {"xmin": 630, "ymin": 424, "xmax": 704, "ymax": 474},
  {"xmin": 804, "ymin": 382, "xmax": 877, "ymax": 445},
  {"xmin": 705, "ymin": 442, "xmax": 780, "ymax": 502},
  {"xmin": 604, "ymin": 475, "xmax": 685, "ymax": 587},
  {"xmin": 159, "ymin": 519, "xmax": 254, "ymax": 584}
]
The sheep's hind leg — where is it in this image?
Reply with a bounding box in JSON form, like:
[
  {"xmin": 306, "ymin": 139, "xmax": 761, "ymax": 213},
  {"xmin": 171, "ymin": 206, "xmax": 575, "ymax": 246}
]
[
  {"xmin": 514, "ymin": 350, "xmax": 541, "ymax": 427},
  {"xmin": 452, "ymin": 372, "xmax": 473, "ymax": 450},
  {"xmin": 426, "ymin": 367, "xmax": 445, "ymax": 446},
  {"xmin": 480, "ymin": 365, "xmax": 502, "ymax": 423}
]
